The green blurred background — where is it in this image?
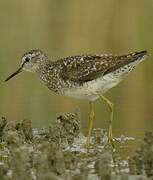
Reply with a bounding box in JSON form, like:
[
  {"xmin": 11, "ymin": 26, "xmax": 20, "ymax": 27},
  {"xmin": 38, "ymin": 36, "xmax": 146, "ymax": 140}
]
[{"xmin": 0, "ymin": 0, "xmax": 153, "ymax": 143}]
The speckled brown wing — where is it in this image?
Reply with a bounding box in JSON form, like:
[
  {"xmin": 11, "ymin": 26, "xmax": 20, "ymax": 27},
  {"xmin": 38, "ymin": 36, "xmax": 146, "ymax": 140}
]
[
  {"xmin": 60, "ymin": 51, "xmax": 147, "ymax": 83},
  {"xmin": 60, "ymin": 54, "xmax": 112, "ymax": 82}
]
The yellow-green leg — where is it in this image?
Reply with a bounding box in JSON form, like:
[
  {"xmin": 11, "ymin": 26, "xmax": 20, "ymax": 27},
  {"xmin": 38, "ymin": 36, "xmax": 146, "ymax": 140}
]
[
  {"xmin": 86, "ymin": 101, "xmax": 95, "ymax": 147},
  {"xmin": 99, "ymin": 94, "xmax": 114, "ymax": 147}
]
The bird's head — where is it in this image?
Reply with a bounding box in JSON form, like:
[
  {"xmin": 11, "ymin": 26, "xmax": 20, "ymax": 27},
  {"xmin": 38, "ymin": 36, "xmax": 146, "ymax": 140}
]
[{"xmin": 5, "ymin": 49, "xmax": 47, "ymax": 82}]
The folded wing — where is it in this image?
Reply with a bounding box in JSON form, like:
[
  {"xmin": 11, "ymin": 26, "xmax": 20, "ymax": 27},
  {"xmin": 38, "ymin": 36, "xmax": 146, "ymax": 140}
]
[{"xmin": 59, "ymin": 51, "xmax": 147, "ymax": 83}]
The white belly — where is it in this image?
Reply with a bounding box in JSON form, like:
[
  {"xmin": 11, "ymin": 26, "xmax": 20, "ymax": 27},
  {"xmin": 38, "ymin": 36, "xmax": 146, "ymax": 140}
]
[{"xmin": 63, "ymin": 73, "xmax": 121, "ymax": 101}]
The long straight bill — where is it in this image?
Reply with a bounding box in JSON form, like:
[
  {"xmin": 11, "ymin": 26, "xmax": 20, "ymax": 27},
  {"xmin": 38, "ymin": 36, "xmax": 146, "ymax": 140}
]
[{"xmin": 5, "ymin": 66, "xmax": 23, "ymax": 82}]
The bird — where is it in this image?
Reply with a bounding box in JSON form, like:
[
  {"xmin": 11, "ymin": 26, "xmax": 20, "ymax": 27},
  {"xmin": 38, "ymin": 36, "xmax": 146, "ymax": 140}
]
[{"xmin": 4, "ymin": 49, "xmax": 148, "ymax": 146}]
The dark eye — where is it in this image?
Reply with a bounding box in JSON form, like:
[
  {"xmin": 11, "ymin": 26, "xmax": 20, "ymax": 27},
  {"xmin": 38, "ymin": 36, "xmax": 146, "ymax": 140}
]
[{"xmin": 25, "ymin": 57, "xmax": 30, "ymax": 62}]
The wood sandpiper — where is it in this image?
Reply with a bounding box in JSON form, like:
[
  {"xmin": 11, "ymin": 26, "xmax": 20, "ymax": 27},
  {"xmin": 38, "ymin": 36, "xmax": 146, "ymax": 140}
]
[{"xmin": 5, "ymin": 49, "xmax": 148, "ymax": 146}]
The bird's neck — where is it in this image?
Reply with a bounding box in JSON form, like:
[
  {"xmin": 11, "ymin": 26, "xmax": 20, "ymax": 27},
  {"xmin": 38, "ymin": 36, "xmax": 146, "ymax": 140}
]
[{"xmin": 36, "ymin": 58, "xmax": 52, "ymax": 73}]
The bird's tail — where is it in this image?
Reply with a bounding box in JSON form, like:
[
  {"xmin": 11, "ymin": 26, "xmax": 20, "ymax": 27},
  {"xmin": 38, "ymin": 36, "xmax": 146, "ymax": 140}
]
[
  {"xmin": 133, "ymin": 50, "xmax": 148, "ymax": 60},
  {"xmin": 104, "ymin": 50, "xmax": 148, "ymax": 75}
]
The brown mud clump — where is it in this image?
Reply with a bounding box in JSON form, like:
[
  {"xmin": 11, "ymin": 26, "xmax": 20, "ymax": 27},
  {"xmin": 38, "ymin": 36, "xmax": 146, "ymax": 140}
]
[{"xmin": 0, "ymin": 114, "xmax": 152, "ymax": 180}]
